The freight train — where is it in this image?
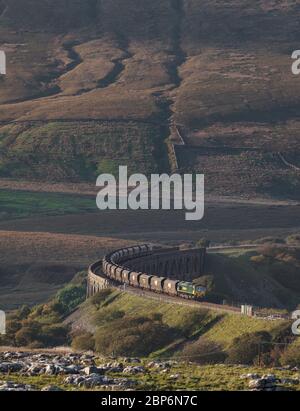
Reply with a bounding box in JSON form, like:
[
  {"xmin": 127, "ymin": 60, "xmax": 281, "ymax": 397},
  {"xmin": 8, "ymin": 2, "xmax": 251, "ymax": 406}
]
[{"xmin": 102, "ymin": 244, "xmax": 206, "ymax": 300}]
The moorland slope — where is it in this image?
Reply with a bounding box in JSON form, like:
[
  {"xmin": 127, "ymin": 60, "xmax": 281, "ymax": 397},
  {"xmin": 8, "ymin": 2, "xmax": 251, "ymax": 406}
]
[{"xmin": 0, "ymin": 1, "xmax": 299, "ymax": 197}]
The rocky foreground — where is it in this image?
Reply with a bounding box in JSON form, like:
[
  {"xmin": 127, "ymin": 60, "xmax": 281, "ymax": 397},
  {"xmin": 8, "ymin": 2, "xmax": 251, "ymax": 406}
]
[
  {"xmin": 0, "ymin": 351, "xmax": 152, "ymax": 391},
  {"xmin": 0, "ymin": 351, "xmax": 300, "ymax": 391}
]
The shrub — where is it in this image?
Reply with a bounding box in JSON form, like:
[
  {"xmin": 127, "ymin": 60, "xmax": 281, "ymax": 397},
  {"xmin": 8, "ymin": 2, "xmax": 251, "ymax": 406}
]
[
  {"xmin": 256, "ymin": 237, "xmax": 285, "ymax": 245},
  {"xmin": 45, "ymin": 301, "xmax": 66, "ymax": 315},
  {"xmin": 72, "ymin": 332, "xmax": 95, "ymax": 351},
  {"xmin": 97, "ymin": 159, "xmax": 120, "ymax": 176},
  {"xmin": 56, "ymin": 284, "xmax": 86, "ymax": 314},
  {"xmin": 93, "ymin": 308, "xmax": 125, "ymax": 326},
  {"xmin": 91, "ymin": 289, "xmax": 112, "ymax": 307},
  {"xmin": 39, "ymin": 324, "xmax": 70, "ymax": 347},
  {"xmin": 258, "ymin": 245, "xmax": 284, "ymax": 259},
  {"xmin": 15, "ymin": 321, "xmax": 42, "ymax": 347},
  {"xmin": 196, "ymin": 239, "xmax": 211, "ymax": 248},
  {"xmin": 286, "ymin": 234, "xmax": 300, "ymax": 245},
  {"xmin": 3, "ymin": 319, "xmax": 22, "ymax": 345},
  {"xmin": 280, "ymin": 343, "xmax": 300, "ymax": 367},
  {"xmin": 71, "ymin": 271, "xmax": 87, "ymax": 286},
  {"xmin": 94, "ymin": 315, "xmax": 175, "ymax": 357},
  {"xmin": 177, "ymin": 310, "xmax": 209, "ymax": 337},
  {"xmin": 28, "ymin": 341, "xmax": 44, "ymax": 349},
  {"xmin": 250, "ymin": 255, "xmax": 268, "ymax": 265},
  {"xmin": 16, "ymin": 305, "xmax": 31, "ymax": 320},
  {"xmin": 226, "ymin": 331, "xmax": 271, "ymax": 365},
  {"xmin": 181, "ymin": 338, "xmax": 227, "ymax": 364}
]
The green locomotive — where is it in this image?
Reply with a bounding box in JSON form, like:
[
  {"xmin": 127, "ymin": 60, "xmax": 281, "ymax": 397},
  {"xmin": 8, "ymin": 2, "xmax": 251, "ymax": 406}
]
[{"xmin": 177, "ymin": 282, "xmax": 206, "ymax": 299}]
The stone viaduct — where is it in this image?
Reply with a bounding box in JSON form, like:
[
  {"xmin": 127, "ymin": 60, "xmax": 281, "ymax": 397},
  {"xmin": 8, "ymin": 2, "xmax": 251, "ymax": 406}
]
[{"xmin": 87, "ymin": 246, "xmax": 206, "ymax": 297}]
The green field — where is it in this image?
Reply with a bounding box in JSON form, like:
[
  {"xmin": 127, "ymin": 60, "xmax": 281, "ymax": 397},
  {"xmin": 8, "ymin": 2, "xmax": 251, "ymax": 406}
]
[{"xmin": 0, "ymin": 190, "xmax": 96, "ymax": 220}]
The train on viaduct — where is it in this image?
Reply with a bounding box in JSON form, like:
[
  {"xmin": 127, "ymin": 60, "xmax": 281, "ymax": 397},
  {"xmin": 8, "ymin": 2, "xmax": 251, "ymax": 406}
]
[
  {"xmin": 87, "ymin": 244, "xmax": 292, "ymax": 319},
  {"xmin": 87, "ymin": 244, "xmax": 207, "ymax": 300}
]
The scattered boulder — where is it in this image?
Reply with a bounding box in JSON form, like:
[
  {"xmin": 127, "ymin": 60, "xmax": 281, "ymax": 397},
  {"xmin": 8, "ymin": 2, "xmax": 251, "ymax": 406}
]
[
  {"xmin": 0, "ymin": 381, "xmax": 35, "ymax": 391},
  {"xmin": 123, "ymin": 358, "xmax": 141, "ymax": 364},
  {"xmin": 147, "ymin": 361, "xmax": 172, "ymax": 370},
  {"xmin": 123, "ymin": 366, "xmax": 145, "ymax": 375},
  {"xmin": 65, "ymin": 374, "xmax": 112, "ymax": 388},
  {"xmin": 279, "ymin": 378, "xmax": 299, "ymax": 385},
  {"xmin": 41, "ymin": 385, "xmax": 65, "ymax": 391},
  {"xmin": 240, "ymin": 373, "xmax": 260, "ymax": 380},
  {"xmin": 83, "ymin": 366, "xmax": 104, "ymax": 376},
  {"xmin": 45, "ymin": 364, "xmax": 65, "ymax": 376},
  {"xmin": 0, "ymin": 362, "xmax": 24, "ymax": 373},
  {"xmin": 169, "ymin": 374, "xmax": 180, "ymax": 380}
]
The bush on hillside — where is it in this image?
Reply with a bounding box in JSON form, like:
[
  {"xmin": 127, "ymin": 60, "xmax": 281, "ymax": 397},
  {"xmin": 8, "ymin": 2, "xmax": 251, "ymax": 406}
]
[
  {"xmin": 226, "ymin": 331, "xmax": 272, "ymax": 365},
  {"xmin": 97, "ymin": 159, "xmax": 120, "ymax": 176},
  {"xmin": 181, "ymin": 338, "xmax": 227, "ymax": 364},
  {"xmin": 16, "ymin": 305, "xmax": 32, "ymax": 320},
  {"xmin": 0, "ymin": 272, "xmax": 86, "ymax": 348},
  {"xmin": 56, "ymin": 284, "xmax": 86, "ymax": 315},
  {"xmin": 1, "ymin": 319, "xmax": 22, "ymax": 345},
  {"xmin": 14, "ymin": 321, "xmax": 42, "ymax": 347},
  {"xmin": 250, "ymin": 254, "xmax": 269, "ymax": 265},
  {"xmin": 177, "ymin": 310, "xmax": 209, "ymax": 337},
  {"xmin": 258, "ymin": 246, "xmax": 300, "ymax": 265},
  {"xmin": 93, "ymin": 308, "xmax": 125, "ymax": 326},
  {"xmin": 286, "ymin": 234, "xmax": 300, "ymax": 245},
  {"xmin": 90, "ymin": 289, "xmax": 113, "ymax": 307},
  {"xmin": 72, "ymin": 332, "xmax": 95, "ymax": 351},
  {"xmin": 70, "ymin": 271, "xmax": 87, "ymax": 286},
  {"xmin": 255, "ymin": 237, "xmax": 285, "ymax": 245},
  {"xmin": 280, "ymin": 343, "xmax": 300, "ymax": 367},
  {"xmin": 94, "ymin": 315, "xmax": 176, "ymax": 357},
  {"xmin": 39, "ymin": 324, "xmax": 70, "ymax": 347},
  {"xmin": 196, "ymin": 239, "xmax": 211, "ymax": 248}
]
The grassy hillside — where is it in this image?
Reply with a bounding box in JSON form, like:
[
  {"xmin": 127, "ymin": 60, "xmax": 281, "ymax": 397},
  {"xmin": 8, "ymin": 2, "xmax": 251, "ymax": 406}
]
[
  {"xmin": 0, "ymin": 121, "xmax": 168, "ymax": 180},
  {"xmin": 2, "ymin": 287, "xmax": 292, "ymax": 361},
  {"xmin": 2, "ymin": 286, "xmax": 299, "ymax": 390},
  {"xmin": 0, "ymin": 0, "xmax": 299, "ymax": 197},
  {"xmin": 67, "ymin": 290, "xmax": 291, "ymax": 362}
]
